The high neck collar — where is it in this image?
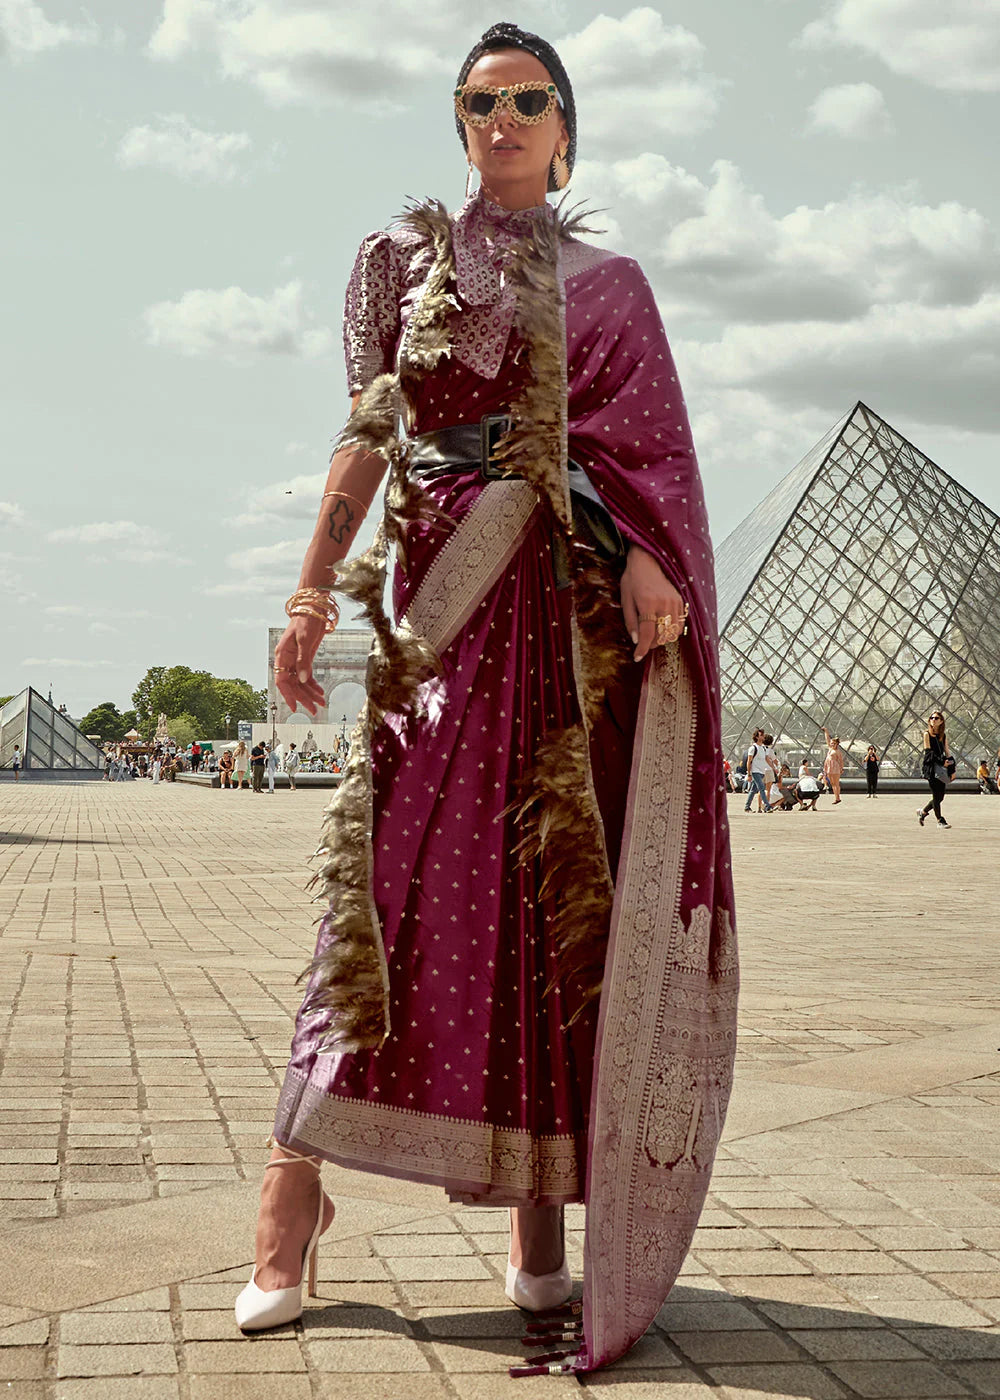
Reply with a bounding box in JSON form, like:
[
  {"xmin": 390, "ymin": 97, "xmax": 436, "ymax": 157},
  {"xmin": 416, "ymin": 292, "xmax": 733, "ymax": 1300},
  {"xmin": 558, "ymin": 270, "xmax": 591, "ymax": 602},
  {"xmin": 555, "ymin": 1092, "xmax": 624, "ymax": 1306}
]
[{"xmin": 466, "ymin": 188, "xmax": 553, "ymax": 226}]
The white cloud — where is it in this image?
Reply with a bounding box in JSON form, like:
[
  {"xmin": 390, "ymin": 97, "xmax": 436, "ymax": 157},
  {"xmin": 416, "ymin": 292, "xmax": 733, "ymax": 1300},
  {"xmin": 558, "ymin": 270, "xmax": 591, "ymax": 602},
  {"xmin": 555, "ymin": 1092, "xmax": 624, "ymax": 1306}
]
[
  {"xmin": 571, "ymin": 156, "xmax": 1000, "ymax": 326},
  {"xmin": 0, "ymin": 0, "xmax": 97, "ymax": 58},
  {"xmin": 0, "ymin": 500, "xmax": 25, "ymax": 525},
  {"xmin": 44, "ymin": 604, "xmax": 154, "ymax": 619},
  {"xmin": 47, "ymin": 519, "xmax": 157, "ymax": 545},
  {"xmin": 807, "ymin": 82, "xmax": 892, "ymax": 139},
  {"xmin": 801, "ymin": 0, "xmax": 1000, "ymax": 93},
  {"xmin": 88, "ymin": 622, "xmax": 117, "ymax": 635},
  {"xmin": 21, "ymin": 656, "xmax": 118, "ymax": 669},
  {"xmin": 142, "ymin": 280, "xmax": 334, "ymax": 361},
  {"xmin": 205, "ymin": 538, "xmax": 304, "ymax": 596},
  {"xmin": 146, "ymin": 0, "xmax": 474, "ymax": 106},
  {"xmin": 232, "ymin": 471, "xmax": 327, "ymax": 527},
  {"xmin": 116, "ymin": 113, "xmax": 253, "ymax": 182},
  {"xmin": 681, "ymin": 292, "xmax": 1000, "ymax": 433},
  {"xmin": 558, "ymin": 8, "xmax": 721, "ymax": 151}
]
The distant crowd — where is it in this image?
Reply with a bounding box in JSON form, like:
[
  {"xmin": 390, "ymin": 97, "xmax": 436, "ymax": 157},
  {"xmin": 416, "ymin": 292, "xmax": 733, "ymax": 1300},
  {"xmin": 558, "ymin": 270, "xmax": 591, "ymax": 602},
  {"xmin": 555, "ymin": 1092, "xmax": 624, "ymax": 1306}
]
[{"xmin": 103, "ymin": 734, "xmax": 352, "ymax": 789}]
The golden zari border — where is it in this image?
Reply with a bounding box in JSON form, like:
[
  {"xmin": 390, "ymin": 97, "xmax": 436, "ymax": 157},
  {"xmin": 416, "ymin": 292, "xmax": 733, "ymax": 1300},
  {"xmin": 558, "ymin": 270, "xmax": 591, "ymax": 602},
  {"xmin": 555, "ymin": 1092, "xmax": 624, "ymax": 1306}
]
[
  {"xmin": 403, "ymin": 479, "xmax": 540, "ymax": 652},
  {"xmin": 279, "ymin": 1075, "xmax": 586, "ymax": 1199}
]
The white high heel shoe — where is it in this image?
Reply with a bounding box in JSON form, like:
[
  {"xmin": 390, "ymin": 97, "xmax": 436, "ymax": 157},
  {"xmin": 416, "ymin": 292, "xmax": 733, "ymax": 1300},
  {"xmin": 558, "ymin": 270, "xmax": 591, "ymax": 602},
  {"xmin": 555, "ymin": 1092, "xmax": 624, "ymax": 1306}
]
[
  {"xmin": 504, "ymin": 1209, "xmax": 572, "ymax": 1312},
  {"xmin": 235, "ymin": 1143, "xmax": 329, "ymax": 1332}
]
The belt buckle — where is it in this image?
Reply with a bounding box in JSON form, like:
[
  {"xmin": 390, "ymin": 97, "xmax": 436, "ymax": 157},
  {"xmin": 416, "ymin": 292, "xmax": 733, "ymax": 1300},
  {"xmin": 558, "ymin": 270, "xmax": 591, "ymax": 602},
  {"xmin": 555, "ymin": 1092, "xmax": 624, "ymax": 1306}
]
[{"xmin": 480, "ymin": 413, "xmax": 512, "ymax": 480}]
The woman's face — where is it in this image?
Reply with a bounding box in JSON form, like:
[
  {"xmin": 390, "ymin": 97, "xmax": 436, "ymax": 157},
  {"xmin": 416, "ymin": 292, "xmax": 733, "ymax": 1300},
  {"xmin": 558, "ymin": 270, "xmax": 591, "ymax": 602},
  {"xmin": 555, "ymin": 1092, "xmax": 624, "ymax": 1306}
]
[
  {"xmin": 929, "ymin": 713, "xmax": 944, "ymax": 732},
  {"xmin": 461, "ymin": 49, "xmax": 568, "ymax": 201}
]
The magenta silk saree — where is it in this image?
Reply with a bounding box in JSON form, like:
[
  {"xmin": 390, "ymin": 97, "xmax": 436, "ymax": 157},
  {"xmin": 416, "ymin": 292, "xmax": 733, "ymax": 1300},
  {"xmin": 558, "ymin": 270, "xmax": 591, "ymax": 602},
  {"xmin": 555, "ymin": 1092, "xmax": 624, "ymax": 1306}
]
[{"xmin": 273, "ymin": 191, "xmax": 738, "ymax": 1373}]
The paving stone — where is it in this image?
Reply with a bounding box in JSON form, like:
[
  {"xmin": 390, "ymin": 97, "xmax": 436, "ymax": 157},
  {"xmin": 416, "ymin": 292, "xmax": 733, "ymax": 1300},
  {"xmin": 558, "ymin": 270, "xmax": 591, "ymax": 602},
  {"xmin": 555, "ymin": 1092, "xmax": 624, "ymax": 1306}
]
[
  {"xmin": 655, "ymin": 1299, "xmax": 767, "ymax": 1332},
  {"xmin": 372, "ymin": 1232, "xmax": 474, "ymax": 1257},
  {"xmin": 577, "ymin": 1377, "xmax": 715, "ymax": 1399},
  {"xmin": 826, "ymin": 1359, "xmax": 970, "ymax": 1396},
  {"xmin": 183, "ymin": 1340, "xmax": 306, "ymax": 1372},
  {"xmin": 667, "ymin": 1329, "xmax": 799, "ymax": 1363},
  {"xmin": 54, "ymin": 1382, "xmax": 181, "ymax": 1399},
  {"xmin": 899, "ymin": 1327, "xmax": 1000, "ymax": 1360},
  {"xmin": 307, "ymin": 1337, "xmax": 431, "ymax": 1371},
  {"xmin": 0, "ymin": 1316, "xmax": 51, "ymax": 1345},
  {"xmin": 61, "ymin": 1312, "xmax": 173, "ymax": 1344},
  {"xmin": 57, "ymin": 1342, "xmax": 178, "ymax": 1376},
  {"xmin": 704, "ymin": 1362, "xmax": 847, "ymax": 1397},
  {"xmin": 189, "ymin": 1380, "xmax": 312, "ymax": 1400},
  {"xmin": 790, "ymin": 1327, "xmax": 928, "ymax": 1361},
  {"xmin": 693, "ymin": 1250, "xmax": 811, "ymax": 1276},
  {"xmin": 316, "ymin": 1380, "xmax": 456, "ymax": 1400},
  {"xmin": 385, "ymin": 1256, "xmax": 492, "ymax": 1281}
]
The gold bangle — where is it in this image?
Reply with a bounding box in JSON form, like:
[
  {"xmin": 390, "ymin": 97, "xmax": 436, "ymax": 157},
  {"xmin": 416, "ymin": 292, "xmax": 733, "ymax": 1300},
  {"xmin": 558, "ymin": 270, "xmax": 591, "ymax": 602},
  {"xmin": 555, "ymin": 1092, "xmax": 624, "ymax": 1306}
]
[{"xmin": 322, "ymin": 491, "xmax": 368, "ymax": 514}]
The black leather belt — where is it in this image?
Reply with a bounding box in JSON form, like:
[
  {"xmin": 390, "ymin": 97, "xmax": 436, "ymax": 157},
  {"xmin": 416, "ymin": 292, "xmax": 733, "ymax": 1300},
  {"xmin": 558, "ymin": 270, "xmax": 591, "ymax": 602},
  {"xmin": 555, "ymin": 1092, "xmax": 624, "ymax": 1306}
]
[
  {"xmin": 408, "ymin": 414, "xmax": 517, "ymax": 481},
  {"xmin": 407, "ymin": 414, "xmax": 626, "ymax": 582}
]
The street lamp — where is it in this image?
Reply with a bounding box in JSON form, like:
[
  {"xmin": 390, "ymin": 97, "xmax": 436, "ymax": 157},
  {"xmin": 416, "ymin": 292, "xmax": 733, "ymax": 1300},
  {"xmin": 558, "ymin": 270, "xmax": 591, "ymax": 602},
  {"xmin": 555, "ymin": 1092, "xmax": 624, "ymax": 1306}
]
[
  {"xmin": 270, "ymin": 700, "xmax": 277, "ymax": 748},
  {"xmin": 224, "ymin": 712, "xmax": 231, "ymax": 741}
]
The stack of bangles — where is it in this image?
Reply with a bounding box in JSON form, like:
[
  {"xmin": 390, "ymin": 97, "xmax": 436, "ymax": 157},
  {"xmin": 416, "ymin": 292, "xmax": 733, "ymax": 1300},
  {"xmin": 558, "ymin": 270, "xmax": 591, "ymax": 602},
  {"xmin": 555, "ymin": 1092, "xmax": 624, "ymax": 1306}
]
[
  {"xmin": 638, "ymin": 603, "xmax": 689, "ymax": 647},
  {"xmin": 283, "ymin": 586, "xmax": 340, "ymax": 633}
]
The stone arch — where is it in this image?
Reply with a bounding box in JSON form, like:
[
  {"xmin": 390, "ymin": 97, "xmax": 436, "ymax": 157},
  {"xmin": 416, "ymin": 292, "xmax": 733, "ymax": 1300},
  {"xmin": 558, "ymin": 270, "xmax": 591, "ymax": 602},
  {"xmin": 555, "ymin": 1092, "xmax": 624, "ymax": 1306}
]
[{"xmin": 269, "ymin": 626, "xmax": 372, "ymax": 725}]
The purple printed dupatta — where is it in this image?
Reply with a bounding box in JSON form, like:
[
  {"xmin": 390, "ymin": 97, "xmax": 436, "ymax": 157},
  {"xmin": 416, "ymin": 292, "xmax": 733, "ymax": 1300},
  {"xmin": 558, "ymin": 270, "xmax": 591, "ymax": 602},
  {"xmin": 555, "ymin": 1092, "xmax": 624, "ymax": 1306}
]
[{"xmin": 298, "ymin": 194, "xmax": 739, "ymax": 1373}]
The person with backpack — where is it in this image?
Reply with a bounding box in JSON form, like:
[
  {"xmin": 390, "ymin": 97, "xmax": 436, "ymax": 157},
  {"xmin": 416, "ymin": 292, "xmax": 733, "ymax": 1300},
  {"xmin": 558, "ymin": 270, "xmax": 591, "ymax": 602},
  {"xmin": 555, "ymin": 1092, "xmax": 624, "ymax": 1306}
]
[{"xmin": 743, "ymin": 729, "xmax": 773, "ymax": 813}]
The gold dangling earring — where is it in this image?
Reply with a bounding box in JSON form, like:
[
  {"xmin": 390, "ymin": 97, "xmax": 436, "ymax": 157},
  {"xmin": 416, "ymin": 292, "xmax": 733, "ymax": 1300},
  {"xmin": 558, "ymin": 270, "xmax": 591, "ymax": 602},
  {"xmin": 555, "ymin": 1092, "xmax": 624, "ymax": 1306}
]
[
  {"xmin": 465, "ymin": 159, "xmax": 476, "ymax": 201},
  {"xmin": 551, "ymin": 148, "xmax": 570, "ymax": 191}
]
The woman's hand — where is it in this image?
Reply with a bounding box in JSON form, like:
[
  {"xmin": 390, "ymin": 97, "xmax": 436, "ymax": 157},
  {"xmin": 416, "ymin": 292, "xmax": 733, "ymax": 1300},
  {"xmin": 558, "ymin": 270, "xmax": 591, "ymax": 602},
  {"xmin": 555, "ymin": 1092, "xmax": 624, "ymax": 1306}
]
[
  {"xmin": 274, "ymin": 617, "xmax": 328, "ymax": 715},
  {"xmin": 620, "ymin": 544, "xmax": 685, "ymax": 662}
]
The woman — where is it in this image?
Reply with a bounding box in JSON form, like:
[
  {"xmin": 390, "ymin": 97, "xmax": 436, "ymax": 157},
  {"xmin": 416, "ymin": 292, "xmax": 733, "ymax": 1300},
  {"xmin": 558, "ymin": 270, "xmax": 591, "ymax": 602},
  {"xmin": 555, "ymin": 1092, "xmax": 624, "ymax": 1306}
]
[
  {"xmin": 919, "ymin": 710, "xmax": 952, "ymax": 828},
  {"xmin": 232, "ymin": 740, "xmax": 250, "ymax": 790},
  {"xmin": 285, "ymin": 742, "xmax": 300, "ymax": 792},
  {"xmin": 864, "ymin": 745, "xmax": 880, "ymax": 798},
  {"xmin": 822, "ymin": 726, "xmax": 845, "ymax": 804},
  {"xmin": 219, "ymin": 747, "xmax": 234, "ymax": 789},
  {"xmin": 238, "ymin": 23, "xmax": 737, "ymax": 1375}
]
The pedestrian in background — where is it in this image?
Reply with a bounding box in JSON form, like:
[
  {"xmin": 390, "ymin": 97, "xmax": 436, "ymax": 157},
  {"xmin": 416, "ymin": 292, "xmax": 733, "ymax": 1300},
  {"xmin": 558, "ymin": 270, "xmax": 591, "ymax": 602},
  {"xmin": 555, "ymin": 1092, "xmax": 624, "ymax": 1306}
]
[
  {"xmin": 232, "ymin": 740, "xmax": 250, "ymax": 790},
  {"xmin": 822, "ymin": 727, "xmax": 845, "ymax": 804},
  {"xmin": 251, "ymin": 741, "xmax": 266, "ymax": 793},
  {"xmin": 865, "ymin": 745, "xmax": 880, "ymax": 798},
  {"xmin": 219, "ymin": 748, "xmax": 234, "ymax": 789},
  {"xmin": 744, "ymin": 729, "xmax": 773, "ymax": 813},
  {"xmin": 796, "ymin": 760, "xmax": 820, "ymax": 810},
  {"xmin": 919, "ymin": 710, "xmax": 953, "ymax": 829},
  {"xmin": 11, "ymin": 745, "xmax": 21, "ymax": 781},
  {"xmin": 285, "ymin": 742, "xmax": 300, "ymax": 792},
  {"xmin": 265, "ymin": 742, "xmax": 280, "ymax": 794}
]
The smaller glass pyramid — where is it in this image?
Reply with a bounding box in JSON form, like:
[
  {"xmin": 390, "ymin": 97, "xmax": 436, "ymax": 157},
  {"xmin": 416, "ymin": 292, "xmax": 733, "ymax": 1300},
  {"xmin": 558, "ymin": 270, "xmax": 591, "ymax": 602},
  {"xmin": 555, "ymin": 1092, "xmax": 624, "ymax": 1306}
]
[
  {"xmin": 717, "ymin": 402, "xmax": 1000, "ymax": 778},
  {"xmin": 0, "ymin": 687, "xmax": 105, "ymax": 774}
]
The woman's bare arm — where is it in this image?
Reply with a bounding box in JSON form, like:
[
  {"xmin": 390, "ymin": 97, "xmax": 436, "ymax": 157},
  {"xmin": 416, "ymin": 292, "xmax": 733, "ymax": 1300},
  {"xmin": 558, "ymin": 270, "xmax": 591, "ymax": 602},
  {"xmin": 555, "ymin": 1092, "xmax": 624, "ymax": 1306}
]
[{"xmin": 276, "ymin": 394, "xmax": 389, "ymax": 715}]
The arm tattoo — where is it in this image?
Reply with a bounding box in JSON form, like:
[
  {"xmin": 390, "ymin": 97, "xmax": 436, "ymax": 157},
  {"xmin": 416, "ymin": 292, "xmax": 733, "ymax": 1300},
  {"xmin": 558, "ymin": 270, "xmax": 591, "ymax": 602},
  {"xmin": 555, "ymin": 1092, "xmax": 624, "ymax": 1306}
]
[{"xmin": 327, "ymin": 500, "xmax": 356, "ymax": 544}]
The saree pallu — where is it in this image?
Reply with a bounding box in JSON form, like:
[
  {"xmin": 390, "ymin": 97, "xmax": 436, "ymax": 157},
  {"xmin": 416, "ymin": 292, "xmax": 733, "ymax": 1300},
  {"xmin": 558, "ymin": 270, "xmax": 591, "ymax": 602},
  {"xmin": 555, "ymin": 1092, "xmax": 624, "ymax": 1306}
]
[{"xmin": 273, "ymin": 195, "xmax": 738, "ymax": 1372}]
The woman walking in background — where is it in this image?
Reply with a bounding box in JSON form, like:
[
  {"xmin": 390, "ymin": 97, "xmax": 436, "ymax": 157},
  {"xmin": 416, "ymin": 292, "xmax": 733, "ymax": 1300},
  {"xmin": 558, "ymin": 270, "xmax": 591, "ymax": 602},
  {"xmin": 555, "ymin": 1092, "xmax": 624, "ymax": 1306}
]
[
  {"xmin": 232, "ymin": 740, "xmax": 250, "ymax": 791},
  {"xmin": 236, "ymin": 21, "xmax": 737, "ymax": 1376},
  {"xmin": 823, "ymin": 726, "xmax": 845, "ymax": 804},
  {"xmin": 919, "ymin": 710, "xmax": 953, "ymax": 828},
  {"xmin": 864, "ymin": 745, "xmax": 880, "ymax": 798}
]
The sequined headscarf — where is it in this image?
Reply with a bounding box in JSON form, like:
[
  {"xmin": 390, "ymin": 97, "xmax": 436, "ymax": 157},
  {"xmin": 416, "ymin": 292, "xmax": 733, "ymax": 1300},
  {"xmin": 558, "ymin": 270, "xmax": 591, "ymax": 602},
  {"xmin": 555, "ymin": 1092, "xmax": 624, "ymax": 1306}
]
[{"xmin": 454, "ymin": 21, "xmax": 577, "ymax": 194}]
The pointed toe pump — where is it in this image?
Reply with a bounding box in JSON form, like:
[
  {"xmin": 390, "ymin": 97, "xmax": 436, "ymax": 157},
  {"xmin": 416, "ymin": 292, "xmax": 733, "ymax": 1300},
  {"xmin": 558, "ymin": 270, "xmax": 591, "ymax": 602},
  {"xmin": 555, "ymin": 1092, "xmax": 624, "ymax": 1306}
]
[
  {"xmin": 235, "ymin": 1144, "xmax": 329, "ymax": 1332},
  {"xmin": 505, "ymin": 1209, "xmax": 573, "ymax": 1312}
]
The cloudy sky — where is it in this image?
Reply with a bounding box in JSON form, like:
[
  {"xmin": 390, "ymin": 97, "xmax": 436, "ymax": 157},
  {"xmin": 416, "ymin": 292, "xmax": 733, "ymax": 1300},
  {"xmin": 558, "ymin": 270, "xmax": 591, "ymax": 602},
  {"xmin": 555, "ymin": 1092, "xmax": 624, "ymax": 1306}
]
[{"xmin": 3, "ymin": 0, "xmax": 999, "ymax": 715}]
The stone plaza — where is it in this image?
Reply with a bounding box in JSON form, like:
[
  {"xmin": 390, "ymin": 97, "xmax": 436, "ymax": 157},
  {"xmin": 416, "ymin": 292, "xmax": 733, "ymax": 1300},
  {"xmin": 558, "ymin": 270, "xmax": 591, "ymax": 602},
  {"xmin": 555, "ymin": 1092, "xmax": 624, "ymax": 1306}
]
[{"xmin": 1, "ymin": 781, "xmax": 1000, "ymax": 1398}]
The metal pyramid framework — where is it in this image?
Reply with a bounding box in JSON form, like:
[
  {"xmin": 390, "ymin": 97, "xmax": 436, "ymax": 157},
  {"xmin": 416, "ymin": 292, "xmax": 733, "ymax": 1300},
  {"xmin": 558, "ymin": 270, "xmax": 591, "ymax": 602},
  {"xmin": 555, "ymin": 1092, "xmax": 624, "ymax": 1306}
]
[
  {"xmin": 716, "ymin": 402, "xmax": 1000, "ymax": 778},
  {"xmin": 0, "ymin": 687, "xmax": 104, "ymax": 775}
]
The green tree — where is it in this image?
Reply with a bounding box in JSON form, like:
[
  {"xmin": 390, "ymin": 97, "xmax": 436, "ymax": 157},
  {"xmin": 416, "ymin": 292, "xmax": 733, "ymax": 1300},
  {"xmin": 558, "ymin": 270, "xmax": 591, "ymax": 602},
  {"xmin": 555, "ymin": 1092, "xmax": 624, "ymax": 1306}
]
[
  {"xmin": 163, "ymin": 712, "xmax": 201, "ymax": 748},
  {"xmin": 132, "ymin": 666, "xmax": 167, "ymax": 738},
  {"xmin": 0, "ymin": 695, "xmax": 13, "ymax": 709},
  {"xmin": 79, "ymin": 701, "xmax": 128, "ymax": 741},
  {"xmin": 211, "ymin": 677, "xmax": 267, "ymax": 731},
  {"xmin": 131, "ymin": 665, "xmax": 267, "ymax": 738}
]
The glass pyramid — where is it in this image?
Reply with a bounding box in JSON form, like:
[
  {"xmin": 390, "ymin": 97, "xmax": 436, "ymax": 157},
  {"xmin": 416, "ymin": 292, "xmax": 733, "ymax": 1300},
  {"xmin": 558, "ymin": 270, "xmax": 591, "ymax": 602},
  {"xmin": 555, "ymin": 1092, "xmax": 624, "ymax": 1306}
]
[
  {"xmin": 0, "ymin": 687, "xmax": 105, "ymax": 775},
  {"xmin": 716, "ymin": 401, "xmax": 1000, "ymax": 778}
]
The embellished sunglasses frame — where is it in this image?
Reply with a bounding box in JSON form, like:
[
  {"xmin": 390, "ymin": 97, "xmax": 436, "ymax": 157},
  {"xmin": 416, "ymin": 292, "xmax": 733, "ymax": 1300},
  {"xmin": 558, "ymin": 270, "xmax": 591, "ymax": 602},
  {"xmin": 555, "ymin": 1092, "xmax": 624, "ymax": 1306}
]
[{"xmin": 454, "ymin": 81, "xmax": 560, "ymax": 127}]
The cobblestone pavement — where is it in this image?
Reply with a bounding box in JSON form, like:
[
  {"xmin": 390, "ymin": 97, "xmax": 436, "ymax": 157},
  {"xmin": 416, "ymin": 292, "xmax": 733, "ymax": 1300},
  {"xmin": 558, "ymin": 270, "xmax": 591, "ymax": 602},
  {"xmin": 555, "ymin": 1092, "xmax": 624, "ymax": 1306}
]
[{"xmin": 1, "ymin": 781, "xmax": 999, "ymax": 1398}]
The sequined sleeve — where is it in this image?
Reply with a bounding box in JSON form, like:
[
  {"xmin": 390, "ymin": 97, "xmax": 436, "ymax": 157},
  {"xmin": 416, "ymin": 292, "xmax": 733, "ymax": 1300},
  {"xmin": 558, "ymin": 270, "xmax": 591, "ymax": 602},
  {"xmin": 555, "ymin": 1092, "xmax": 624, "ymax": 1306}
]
[{"xmin": 344, "ymin": 231, "xmax": 401, "ymax": 394}]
